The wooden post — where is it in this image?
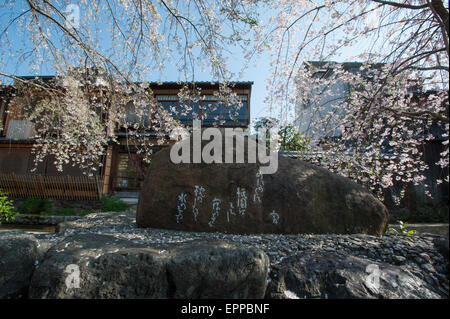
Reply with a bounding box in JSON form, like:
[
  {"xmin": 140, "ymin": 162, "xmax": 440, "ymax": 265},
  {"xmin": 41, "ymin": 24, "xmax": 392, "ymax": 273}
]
[{"xmin": 102, "ymin": 145, "xmax": 113, "ymax": 195}]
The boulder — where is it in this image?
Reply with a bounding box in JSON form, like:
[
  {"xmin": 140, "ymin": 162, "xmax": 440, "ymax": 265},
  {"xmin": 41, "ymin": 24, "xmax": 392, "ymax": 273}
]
[
  {"xmin": 265, "ymin": 251, "xmax": 446, "ymax": 299},
  {"xmin": 0, "ymin": 231, "xmax": 38, "ymax": 298},
  {"xmin": 166, "ymin": 241, "xmax": 269, "ymax": 298},
  {"xmin": 29, "ymin": 233, "xmax": 169, "ymax": 299},
  {"xmin": 28, "ymin": 234, "xmax": 269, "ymax": 299},
  {"xmin": 136, "ymin": 134, "xmax": 388, "ymax": 235}
]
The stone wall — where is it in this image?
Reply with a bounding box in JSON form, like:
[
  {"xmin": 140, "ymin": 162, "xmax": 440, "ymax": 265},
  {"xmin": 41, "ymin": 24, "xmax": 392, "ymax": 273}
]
[{"xmin": 1, "ymin": 212, "xmax": 448, "ymax": 299}]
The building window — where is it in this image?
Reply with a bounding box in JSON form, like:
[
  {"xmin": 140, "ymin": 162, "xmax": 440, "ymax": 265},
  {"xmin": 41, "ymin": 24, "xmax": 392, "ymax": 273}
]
[
  {"xmin": 154, "ymin": 95, "xmax": 248, "ymax": 126},
  {"xmin": 5, "ymin": 119, "xmax": 36, "ymax": 140}
]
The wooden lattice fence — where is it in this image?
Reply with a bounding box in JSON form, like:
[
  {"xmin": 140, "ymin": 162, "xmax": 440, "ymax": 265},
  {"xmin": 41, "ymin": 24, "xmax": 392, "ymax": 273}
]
[{"xmin": 0, "ymin": 174, "xmax": 103, "ymax": 200}]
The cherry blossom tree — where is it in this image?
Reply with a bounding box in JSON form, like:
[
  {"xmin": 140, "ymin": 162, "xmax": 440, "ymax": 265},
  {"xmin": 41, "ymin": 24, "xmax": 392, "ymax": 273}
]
[
  {"xmin": 0, "ymin": 0, "xmax": 258, "ymax": 173},
  {"xmin": 247, "ymin": 0, "xmax": 448, "ymax": 201}
]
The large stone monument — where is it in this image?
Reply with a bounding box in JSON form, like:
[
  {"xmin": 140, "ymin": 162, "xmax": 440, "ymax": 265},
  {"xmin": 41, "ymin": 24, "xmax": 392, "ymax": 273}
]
[{"xmin": 136, "ymin": 132, "xmax": 388, "ymax": 235}]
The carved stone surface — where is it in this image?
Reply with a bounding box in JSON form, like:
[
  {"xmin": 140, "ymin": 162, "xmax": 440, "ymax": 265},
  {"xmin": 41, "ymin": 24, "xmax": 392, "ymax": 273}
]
[{"xmin": 136, "ymin": 135, "xmax": 389, "ymax": 235}]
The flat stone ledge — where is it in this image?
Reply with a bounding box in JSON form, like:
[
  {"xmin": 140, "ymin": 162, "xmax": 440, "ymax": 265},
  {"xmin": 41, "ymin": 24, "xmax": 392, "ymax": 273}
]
[{"xmin": 7, "ymin": 214, "xmax": 82, "ymax": 226}]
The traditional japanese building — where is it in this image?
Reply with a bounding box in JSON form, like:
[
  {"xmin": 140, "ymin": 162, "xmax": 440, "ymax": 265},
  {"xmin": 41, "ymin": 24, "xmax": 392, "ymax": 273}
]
[{"xmin": 0, "ymin": 76, "xmax": 252, "ymax": 200}]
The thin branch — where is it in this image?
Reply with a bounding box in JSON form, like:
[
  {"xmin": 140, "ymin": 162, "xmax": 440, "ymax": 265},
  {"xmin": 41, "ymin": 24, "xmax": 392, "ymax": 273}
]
[{"xmin": 371, "ymin": 0, "xmax": 429, "ymax": 10}]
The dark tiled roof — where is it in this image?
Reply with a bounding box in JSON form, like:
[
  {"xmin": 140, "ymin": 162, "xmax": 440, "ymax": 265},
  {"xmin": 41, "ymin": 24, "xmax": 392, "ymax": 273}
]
[
  {"xmin": 10, "ymin": 76, "xmax": 253, "ymax": 88},
  {"xmin": 305, "ymin": 61, "xmax": 385, "ymax": 72},
  {"xmin": 15, "ymin": 75, "xmax": 56, "ymax": 84},
  {"xmin": 144, "ymin": 81, "xmax": 253, "ymax": 90},
  {"xmin": 0, "ymin": 137, "xmax": 35, "ymax": 144},
  {"xmin": 148, "ymin": 81, "xmax": 253, "ymax": 85}
]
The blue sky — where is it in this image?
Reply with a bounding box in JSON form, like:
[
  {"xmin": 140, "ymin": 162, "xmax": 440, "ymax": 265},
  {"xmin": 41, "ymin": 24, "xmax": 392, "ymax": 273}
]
[{"xmin": 0, "ymin": 1, "xmax": 366, "ymax": 124}]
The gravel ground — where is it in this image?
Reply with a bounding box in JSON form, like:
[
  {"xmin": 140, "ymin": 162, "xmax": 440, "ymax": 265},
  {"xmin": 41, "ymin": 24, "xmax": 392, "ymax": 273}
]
[{"xmin": 34, "ymin": 211, "xmax": 449, "ymax": 296}]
